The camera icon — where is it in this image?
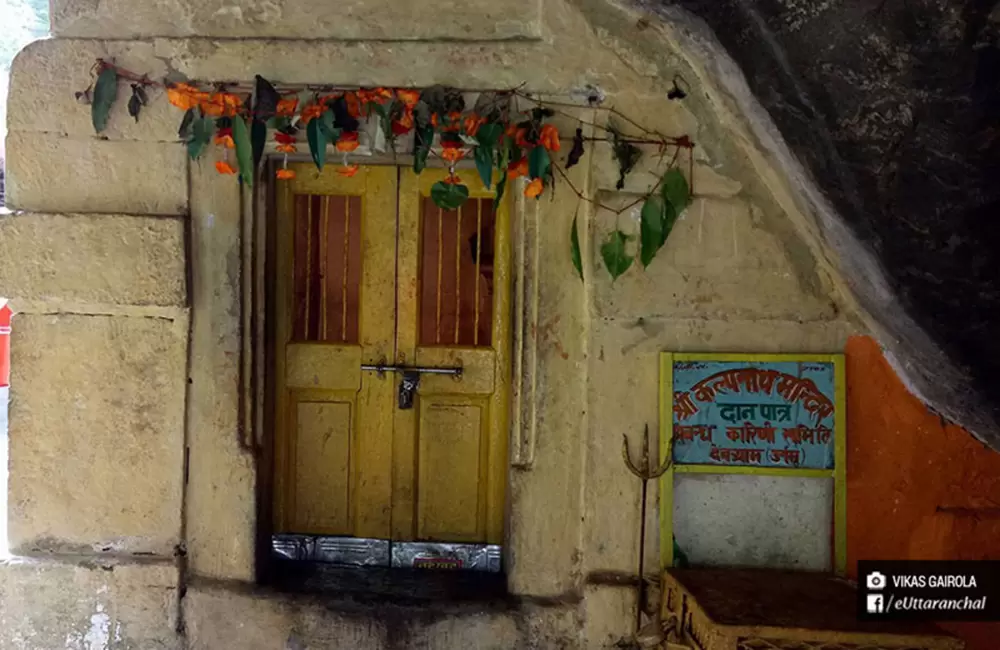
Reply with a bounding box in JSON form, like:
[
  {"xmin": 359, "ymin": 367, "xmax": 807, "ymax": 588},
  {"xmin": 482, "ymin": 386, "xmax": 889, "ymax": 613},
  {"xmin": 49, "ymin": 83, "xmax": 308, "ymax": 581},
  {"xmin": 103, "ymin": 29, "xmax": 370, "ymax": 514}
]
[{"xmin": 866, "ymin": 571, "xmax": 887, "ymax": 591}]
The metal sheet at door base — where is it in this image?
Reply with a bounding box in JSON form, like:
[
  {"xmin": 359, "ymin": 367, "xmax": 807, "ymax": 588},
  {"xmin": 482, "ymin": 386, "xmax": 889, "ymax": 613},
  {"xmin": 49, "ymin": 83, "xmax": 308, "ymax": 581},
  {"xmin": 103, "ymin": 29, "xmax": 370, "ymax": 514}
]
[
  {"xmin": 391, "ymin": 542, "xmax": 502, "ymax": 572},
  {"xmin": 272, "ymin": 535, "xmax": 390, "ymax": 566}
]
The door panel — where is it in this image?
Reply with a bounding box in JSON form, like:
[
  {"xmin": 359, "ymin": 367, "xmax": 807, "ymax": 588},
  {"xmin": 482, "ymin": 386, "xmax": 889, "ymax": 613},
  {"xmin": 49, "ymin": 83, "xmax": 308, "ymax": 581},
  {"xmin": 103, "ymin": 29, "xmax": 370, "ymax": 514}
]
[
  {"xmin": 286, "ymin": 344, "xmax": 361, "ymax": 390},
  {"xmin": 416, "ymin": 398, "xmax": 489, "ymax": 541},
  {"xmin": 292, "ymin": 398, "xmax": 353, "ymax": 534},
  {"xmin": 396, "ymin": 169, "xmax": 511, "ymax": 544},
  {"xmin": 274, "ymin": 164, "xmax": 397, "ymax": 539}
]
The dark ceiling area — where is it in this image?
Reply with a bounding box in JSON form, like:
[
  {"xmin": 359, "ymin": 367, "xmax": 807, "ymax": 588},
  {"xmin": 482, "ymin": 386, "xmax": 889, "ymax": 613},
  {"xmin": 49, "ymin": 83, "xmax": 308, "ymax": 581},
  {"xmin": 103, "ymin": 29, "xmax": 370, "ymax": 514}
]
[{"xmin": 663, "ymin": 0, "xmax": 1000, "ymax": 448}]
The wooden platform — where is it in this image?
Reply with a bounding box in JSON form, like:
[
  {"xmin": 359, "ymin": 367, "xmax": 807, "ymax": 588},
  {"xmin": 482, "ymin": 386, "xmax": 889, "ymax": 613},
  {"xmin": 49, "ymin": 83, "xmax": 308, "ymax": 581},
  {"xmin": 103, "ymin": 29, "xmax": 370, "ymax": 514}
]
[{"xmin": 661, "ymin": 568, "xmax": 965, "ymax": 650}]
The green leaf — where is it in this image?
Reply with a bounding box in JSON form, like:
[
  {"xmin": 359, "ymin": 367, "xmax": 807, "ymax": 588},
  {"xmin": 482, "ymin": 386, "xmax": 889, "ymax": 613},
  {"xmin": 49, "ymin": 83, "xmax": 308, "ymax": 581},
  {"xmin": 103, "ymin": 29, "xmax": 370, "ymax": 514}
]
[
  {"xmin": 640, "ymin": 195, "xmax": 666, "ymax": 268},
  {"xmin": 609, "ymin": 119, "xmax": 642, "ymax": 190},
  {"xmin": 91, "ymin": 67, "xmax": 118, "ymax": 133},
  {"xmin": 318, "ymin": 109, "xmax": 339, "ymax": 142},
  {"xmin": 661, "ymin": 201, "xmax": 679, "ymax": 248},
  {"xmin": 571, "ymin": 212, "xmax": 583, "ymax": 281},
  {"xmin": 178, "ymin": 108, "xmax": 195, "ymax": 139},
  {"xmin": 186, "ymin": 111, "xmax": 213, "ymax": 160},
  {"xmin": 661, "ymin": 168, "xmax": 691, "ymax": 213},
  {"xmin": 307, "ymin": 118, "xmax": 327, "ymax": 170},
  {"xmin": 475, "ymin": 122, "xmax": 503, "ymax": 147},
  {"xmin": 601, "ymin": 230, "xmax": 633, "ymax": 281},
  {"xmin": 252, "ymin": 75, "xmax": 279, "ymax": 121},
  {"xmin": 413, "ymin": 125, "xmax": 434, "ymax": 174},
  {"xmin": 232, "ymin": 117, "xmax": 254, "ymax": 187},
  {"xmin": 495, "ymin": 136, "xmax": 511, "ymax": 204},
  {"xmin": 528, "ymin": 146, "xmax": 551, "ymax": 181},
  {"xmin": 272, "ymin": 116, "xmax": 291, "ymax": 132},
  {"xmin": 474, "ymin": 145, "xmax": 494, "ymax": 189},
  {"xmin": 251, "ymin": 120, "xmax": 267, "ymax": 171},
  {"xmin": 127, "ymin": 84, "xmax": 145, "ymax": 123},
  {"xmin": 430, "ymin": 181, "xmax": 470, "ymax": 210}
]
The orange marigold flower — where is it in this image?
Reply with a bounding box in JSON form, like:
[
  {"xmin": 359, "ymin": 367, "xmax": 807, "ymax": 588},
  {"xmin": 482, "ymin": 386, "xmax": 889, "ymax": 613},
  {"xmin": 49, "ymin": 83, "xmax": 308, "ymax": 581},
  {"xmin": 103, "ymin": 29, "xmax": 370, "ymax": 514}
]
[
  {"xmin": 444, "ymin": 174, "xmax": 462, "ymax": 185},
  {"xmin": 507, "ymin": 157, "xmax": 528, "ymax": 179},
  {"xmin": 464, "ymin": 115, "xmax": 487, "ymax": 137},
  {"xmin": 524, "ymin": 177, "xmax": 544, "ymax": 198},
  {"xmin": 201, "ymin": 92, "xmax": 242, "ymax": 118},
  {"xmin": 215, "ymin": 160, "xmax": 237, "ymax": 175},
  {"xmin": 276, "ymin": 168, "xmax": 296, "ymax": 180},
  {"xmin": 539, "ymin": 124, "xmax": 561, "ymax": 152},
  {"xmin": 396, "ymin": 89, "xmax": 420, "ymax": 108},
  {"xmin": 358, "ymin": 88, "xmax": 392, "ymax": 106},
  {"xmin": 345, "ymin": 92, "xmax": 362, "ymax": 118},
  {"xmin": 167, "ymin": 82, "xmax": 205, "ymax": 111},
  {"xmin": 214, "ymin": 127, "xmax": 235, "ymax": 149},
  {"xmin": 338, "ymin": 164, "xmax": 360, "ymax": 177},
  {"xmin": 276, "ymin": 97, "xmax": 299, "ymax": 117},
  {"xmin": 276, "ymin": 143, "xmax": 297, "ymax": 154},
  {"xmin": 504, "ymin": 124, "xmax": 531, "ymax": 146},
  {"xmin": 392, "ymin": 110, "xmax": 415, "ymax": 135},
  {"xmin": 336, "ymin": 131, "xmax": 360, "ymax": 152},
  {"xmin": 300, "ymin": 103, "xmax": 325, "ymax": 124},
  {"xmin": 441, "ymin": 147, "xmax": 465, "ymax": 163}
]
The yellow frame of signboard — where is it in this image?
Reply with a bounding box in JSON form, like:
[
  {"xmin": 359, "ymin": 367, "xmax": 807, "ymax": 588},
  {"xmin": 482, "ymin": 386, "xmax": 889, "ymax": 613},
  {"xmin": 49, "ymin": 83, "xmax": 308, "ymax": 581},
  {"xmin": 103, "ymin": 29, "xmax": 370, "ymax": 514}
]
[{"xmin": 659, "ymin": 352, "xmax": 847, "ymax": 575}]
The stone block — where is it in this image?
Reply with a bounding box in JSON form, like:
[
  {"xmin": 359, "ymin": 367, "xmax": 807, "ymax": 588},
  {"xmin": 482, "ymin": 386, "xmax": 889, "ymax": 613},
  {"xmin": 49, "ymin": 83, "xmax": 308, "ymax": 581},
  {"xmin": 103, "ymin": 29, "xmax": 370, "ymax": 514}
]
[
  {"xmin": 8, "ymin": 313, "xmax": 187, "ymax": 556},
  {"xmin": 4, "ymin": 132, "xmax": 188, "ymax": 215},
  {"xmin": 0, "ymin": 557, "xmax": 180, "ymax": 650},
  {"xmin": 184, "ymin": 157, "xmax": 256, "ymax": 582},
  {"xmin": 8, "ymin": 39, "xmax": 177, "ymax": 141},
  {"xmin": 582, "ymin": 585, "xmax": 637, "ymax": 649},
  {"xmin": 51, "ymin": 0, "xmax": 544, "ymax": 40},
  {"xmin": 0, "ymin": 213, "xmax": 186, "ymax": 307},
  {"xmin": 184, "ymin": 584, "xmax": 532, "ymax": 649}
]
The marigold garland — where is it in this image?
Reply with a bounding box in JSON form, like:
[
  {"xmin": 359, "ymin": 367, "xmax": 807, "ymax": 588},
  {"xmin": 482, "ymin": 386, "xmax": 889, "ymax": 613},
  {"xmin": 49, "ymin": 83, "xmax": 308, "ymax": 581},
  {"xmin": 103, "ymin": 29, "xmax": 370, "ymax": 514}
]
[{"xmin": 81, "ymin": 60, "xmax": 696, "ymax": 280}]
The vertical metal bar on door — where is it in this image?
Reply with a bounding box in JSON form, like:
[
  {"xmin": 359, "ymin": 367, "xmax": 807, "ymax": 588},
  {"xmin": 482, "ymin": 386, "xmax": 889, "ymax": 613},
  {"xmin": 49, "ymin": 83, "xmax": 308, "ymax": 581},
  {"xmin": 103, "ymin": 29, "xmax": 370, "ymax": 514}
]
[
  {"xmin": 321, "ymin": 196, "xmax": 329, "ymax": 341},
  {"xmin": 436, "ymin": 206, "xmax": 443, "ymax": 344},
  {"xmin": 342, "ymin": 196, "xmax": 351, "ymax": 342},
  {"xmin": 304, "ymin": 197, "xmax": 312, "ymax": 340},
  {"xmin": 473, "ymin": 201, "xmax": 482, "ymax": 346},
  {"xmin": 454, "ymin": 203, "xmax": 462, "ymax": 344}
]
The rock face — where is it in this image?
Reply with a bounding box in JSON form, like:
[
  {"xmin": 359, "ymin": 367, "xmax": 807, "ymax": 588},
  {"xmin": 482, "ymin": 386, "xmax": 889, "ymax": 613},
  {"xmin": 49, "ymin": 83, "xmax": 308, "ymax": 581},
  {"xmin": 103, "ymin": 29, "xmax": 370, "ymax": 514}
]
[{"xmin": 659, "ymin": 0, "xmax": 1000, "ymax": 447}]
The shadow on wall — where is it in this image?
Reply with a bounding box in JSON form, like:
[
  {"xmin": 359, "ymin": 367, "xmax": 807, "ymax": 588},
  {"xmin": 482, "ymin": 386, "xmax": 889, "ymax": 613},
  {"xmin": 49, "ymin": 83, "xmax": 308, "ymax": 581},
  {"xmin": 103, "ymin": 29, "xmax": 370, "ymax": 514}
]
[{"xmin": 845, "ymin": 335, "xmax": 1000, "ymax": 649}]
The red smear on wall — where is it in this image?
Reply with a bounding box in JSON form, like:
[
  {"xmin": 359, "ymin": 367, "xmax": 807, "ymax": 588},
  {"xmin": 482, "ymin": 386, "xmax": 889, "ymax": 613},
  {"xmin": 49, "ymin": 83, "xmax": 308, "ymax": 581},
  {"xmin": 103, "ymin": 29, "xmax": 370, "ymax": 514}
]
[{"xmin": 846, "ymin": 335, "xmax": 1000, "ymax": 649}]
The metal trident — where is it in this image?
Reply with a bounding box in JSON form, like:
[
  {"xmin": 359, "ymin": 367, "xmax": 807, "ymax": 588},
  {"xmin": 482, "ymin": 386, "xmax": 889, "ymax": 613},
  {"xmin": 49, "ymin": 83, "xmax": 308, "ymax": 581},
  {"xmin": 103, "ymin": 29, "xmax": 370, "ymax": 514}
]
[
  {"xmin": 622, "ymin": 423, "xmax": 672, "ymax": 635},
  {"xmin": 622, "ymin": 424, "xmax": 672, "ymax": 480}
]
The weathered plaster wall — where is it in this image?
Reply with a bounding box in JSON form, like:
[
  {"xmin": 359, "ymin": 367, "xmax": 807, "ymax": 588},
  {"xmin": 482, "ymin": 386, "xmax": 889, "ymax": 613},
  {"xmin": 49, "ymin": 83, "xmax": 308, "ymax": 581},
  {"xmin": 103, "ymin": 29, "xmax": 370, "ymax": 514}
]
[{"xmin": 0, "ymin": 0, "xmax": 963, "ymax": 648}]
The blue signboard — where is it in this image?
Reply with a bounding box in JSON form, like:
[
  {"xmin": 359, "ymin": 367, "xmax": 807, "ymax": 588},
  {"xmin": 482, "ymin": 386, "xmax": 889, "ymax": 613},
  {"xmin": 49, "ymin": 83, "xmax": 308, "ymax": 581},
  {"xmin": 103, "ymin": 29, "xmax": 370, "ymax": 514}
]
[{"xmin": 671, "ymin": 359, "xmax": 837, "ymax": 469}]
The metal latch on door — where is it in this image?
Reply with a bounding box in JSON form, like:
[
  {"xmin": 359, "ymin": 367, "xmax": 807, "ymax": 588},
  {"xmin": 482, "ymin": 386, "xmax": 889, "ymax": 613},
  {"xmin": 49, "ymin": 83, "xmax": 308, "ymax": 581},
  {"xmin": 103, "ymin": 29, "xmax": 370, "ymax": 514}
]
[{"xmin": 361, "ymin": 360, "xmax": 463, "ymax": 409}]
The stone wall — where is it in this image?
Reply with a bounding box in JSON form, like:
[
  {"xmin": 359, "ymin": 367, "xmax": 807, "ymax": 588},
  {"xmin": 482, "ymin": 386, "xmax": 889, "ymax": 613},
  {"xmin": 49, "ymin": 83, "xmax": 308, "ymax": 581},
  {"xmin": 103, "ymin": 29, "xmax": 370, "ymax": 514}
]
[{"xmin": 0, "ymin": 0, "xmax": 886, "ymax": 648}]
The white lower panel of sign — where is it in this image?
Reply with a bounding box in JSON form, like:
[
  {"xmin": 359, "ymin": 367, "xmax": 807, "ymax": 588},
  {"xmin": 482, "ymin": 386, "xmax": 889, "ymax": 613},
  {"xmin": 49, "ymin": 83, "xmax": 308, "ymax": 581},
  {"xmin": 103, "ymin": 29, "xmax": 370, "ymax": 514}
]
[{"xmin": 271, "ymin": 535, "xmax": 501, "ymax": 573}]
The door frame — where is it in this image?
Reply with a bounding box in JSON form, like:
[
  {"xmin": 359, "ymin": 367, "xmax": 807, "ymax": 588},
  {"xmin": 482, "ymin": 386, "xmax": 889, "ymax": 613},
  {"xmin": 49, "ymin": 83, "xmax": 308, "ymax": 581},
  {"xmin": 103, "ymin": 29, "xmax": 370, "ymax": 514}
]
[{"xmin": 256, "ymin": 160, "xmax": 515, "ymax": 577}]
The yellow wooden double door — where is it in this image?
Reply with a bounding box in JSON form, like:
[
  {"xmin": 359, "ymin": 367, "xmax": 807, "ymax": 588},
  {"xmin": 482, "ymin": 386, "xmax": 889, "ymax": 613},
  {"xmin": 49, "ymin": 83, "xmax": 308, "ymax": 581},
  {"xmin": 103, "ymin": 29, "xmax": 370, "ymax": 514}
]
[{"xmin": 273, "ymin": 164, "xmax": 510, "ymax": 546}]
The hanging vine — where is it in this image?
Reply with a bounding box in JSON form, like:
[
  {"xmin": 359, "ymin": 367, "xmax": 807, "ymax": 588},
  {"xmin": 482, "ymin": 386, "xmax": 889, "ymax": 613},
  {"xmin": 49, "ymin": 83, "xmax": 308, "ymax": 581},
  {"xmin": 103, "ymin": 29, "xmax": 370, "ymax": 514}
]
[{"xmin": 80, "ymin": 59, "xmax": 695, "ymax": 280}]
